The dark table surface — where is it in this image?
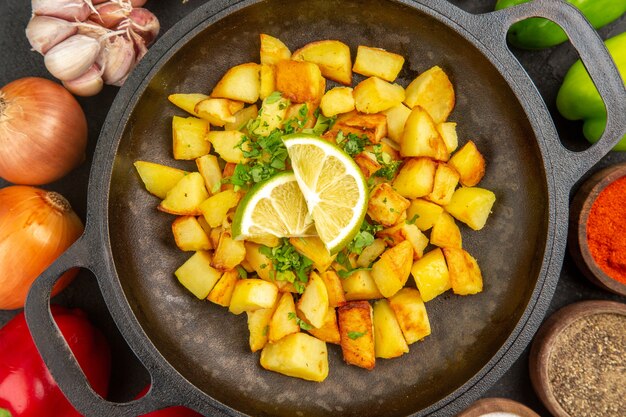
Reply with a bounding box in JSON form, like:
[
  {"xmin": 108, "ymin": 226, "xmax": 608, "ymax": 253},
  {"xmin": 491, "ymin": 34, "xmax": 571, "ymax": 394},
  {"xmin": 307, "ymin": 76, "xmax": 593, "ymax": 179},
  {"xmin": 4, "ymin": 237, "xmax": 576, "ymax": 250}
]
[{"xmin": 1, "ymin": 1, "xmax": 625, "ymax": 416}]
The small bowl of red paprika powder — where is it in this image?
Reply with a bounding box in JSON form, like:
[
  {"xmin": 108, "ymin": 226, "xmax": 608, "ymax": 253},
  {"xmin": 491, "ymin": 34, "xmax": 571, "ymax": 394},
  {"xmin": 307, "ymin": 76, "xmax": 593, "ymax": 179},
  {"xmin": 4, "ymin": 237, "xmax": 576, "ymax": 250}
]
[{"xmin": 570, "ymin": 162, "xmax": 626, "ymax": 296}]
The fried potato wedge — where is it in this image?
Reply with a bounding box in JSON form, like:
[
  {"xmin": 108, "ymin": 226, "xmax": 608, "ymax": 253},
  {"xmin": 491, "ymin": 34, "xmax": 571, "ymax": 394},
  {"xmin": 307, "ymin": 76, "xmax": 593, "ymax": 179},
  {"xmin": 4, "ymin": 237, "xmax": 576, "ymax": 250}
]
[
  {"xmin": 207, "ymin": 269, "xmax": 239, "ymax": 307},
  {"xmin": 297, "ymin": 271, "xmax": 329, "ymax": 328},
  {"xmin": 388, "ymin": 288, "xmax": 431, "ymax": 344},
  {"xmin": 320, "ymin": 86, "xmax": 355, "ymax": 117},
  {"xmin": 371, "ymin": 240, "xmax": 413, "ymax": 298},
  {"xmin": 411, "ymin": 248, "xmax": 451, "ymax": 302},
  {"xmin": 269, "ymin": 292, "xmax": 300, "ymax": 342},
  {"xmin": 426, "ymin": 162, "xmax": 460, "ymax": 206},
  {"xmin": 247, "ymin": 305, "xmax": 275, "ymax": 352},
  {"xmin": 404, "ymin": 65, "xmax": 455, "ymax": 124},
  {"xmin": 168, "ymin": 93, "xmax": 208, "ymax": 116},
  {"xmin": 260, "ymin": 332, "xmax": 328, "ymax": 382},
  {"xmin": 444, "ymin": 187, "xmax": 496, "ymax": 231},
  {"xmin": 400, "ymin": 107, "xmax": 449, "ymax": 161},
  {"xmin": 320, "ymin": 271, "xmax": 346, "ymax": 308},
  {"xmin": 303, "ymin": 308, "xmax": 340, "ymax": 344},
  {"xmin": 229, "ymin": 279, "xmax": 278, "ymax": 315},
  {"xmin": 195, "ymin": 154, "xmax": 222, "ymax": 195},
  {"xmin": 207, "ymin": 130, "xmax": 249, "ymax": 164},
  {"xmin": 172, "ymin": 216, "xmax": 211, "ymax": 251},
  {"xmin": 406, "ymin": 198, "xmax": 444, "ymax": 231},
  {"xmin": 259, "ymin": 64, "xmax": 275, "ymax": 100},
  {"xmin": 213, "ymin": 229, "xmax": 246, "ymax": 270},
  {"xmin": 337, "ymin": 301, "xmax": 375, "ymax": 370},
  {"xmin": 134, "ymin": 161, "xmax": 188, "ymax": 199},
  {"xmin": 199, "ymin": 189, "xmax": 241, "ymax": 228},
  {"xmin": 392, "ymin": 157, "xmax": 436, "ymax": 199},
  {"xmin": 367, "ymin": 183, "xmax": 410, "ymax": 227},
  {"xmin": 175, "ymin": 251, "xmax": 222, "ymax": 299},
  {"xmin": 158, "ymin": 172, "xmax": 209, "ymax": 216},
  {"xmin": 353, "ymin": 77, "xmax": 405, "ymax": 114},
  {"xmin": 194, "ymin": 98, "xmax": 244, "ymax": 127},
  {"xmin": 353, "ymin": 45, "xmax": 405, "ymax": 82},
  {"xmin": 224, "ymin": 104, "xmax": 258, "ymax": 131},
  {"xmin": 448, "ymin": 140, "xmax": 486, "ymax": 187},
  {"xmin": 443, "ymin": 247, "xmax": 483, "ymax": 295},
  {"xmin": 373, "ymin": 299, "xmax": 409, "ymax": 358},
  {"xmin": 275, "ymin": 60, "xmax": 325, "ymax": 103},
  {"xmin": 341, "ymin": 269, "xmax": 383, "ymax": 301},
  {"xmin": 383, "ymin": 103, "xmax": 411, "ymax": 144},
  {"xmin": 289, "ymin": 236, "xmax": 335, "ymax": 273},
  {"xmin": 211, "ymin": 62, "xmax": 260, "ymax": 103},
  {"xmin": 259, "ymin": 33, "xmax": 291, "ymax": 65},
  {"xmin": 172, "ymin": 116, "xmax": 211, "ymax": 160},
  {"xmin": 430, "ymin": 212, "xmax": 462, "ymax": 249},
  {"xmin": 437, "ymin": 121, "xmax": 458, "ymax": 153},
  {"xmin": 292, "ymin": 40, "xmax": 352, "ymax": 85}
]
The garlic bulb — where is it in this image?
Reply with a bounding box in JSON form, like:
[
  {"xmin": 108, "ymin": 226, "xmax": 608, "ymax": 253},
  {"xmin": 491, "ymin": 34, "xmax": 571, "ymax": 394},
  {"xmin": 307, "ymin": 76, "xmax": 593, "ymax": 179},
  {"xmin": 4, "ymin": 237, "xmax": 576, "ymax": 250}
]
[
  {"xmin": 44, "ymin": 34, "xmax": 100, "ymax": 81},
  {"xmin": 127, "ymin": 8, "xmax": 160, "ymax": 46},
  {"xmin": 26, "ymin": 16, "xmax": 78, "ymax": 54},
  {"xmin": 99, "ymin": 35, "xmax": 136, "ymax": 86},
  {"xmin": 63, "ymin": 64, "xmax": 104, "ymax": 96},
  {"xmin": 29, "ymin": 0, "xmax": 159, "ymax": 96},
  {"xmin": 32, "ymin": 0, "xmax": 92, "ymax": 22}
]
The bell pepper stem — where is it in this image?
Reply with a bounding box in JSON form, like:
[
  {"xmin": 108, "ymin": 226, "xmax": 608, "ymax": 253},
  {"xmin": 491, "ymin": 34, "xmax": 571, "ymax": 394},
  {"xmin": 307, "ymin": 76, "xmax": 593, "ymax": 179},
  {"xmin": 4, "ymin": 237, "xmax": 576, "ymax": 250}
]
[{"xmin": 0, "ymin": 408, "xmax": 12, "ymax": 417}]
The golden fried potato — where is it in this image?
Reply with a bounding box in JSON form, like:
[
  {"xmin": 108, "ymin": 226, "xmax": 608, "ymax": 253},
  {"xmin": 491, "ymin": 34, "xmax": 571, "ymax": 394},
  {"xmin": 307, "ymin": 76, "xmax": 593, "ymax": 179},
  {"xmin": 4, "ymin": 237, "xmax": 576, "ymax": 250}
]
[
  {"xmin": 158, "ymin": 172, "xmax": 209, "ymax": 216},
  {"xmin": 199, "ymin": 189, "xmax": 241, "ymax": 228},
  {"xmin": 172, "ymin": 116, "xmax": 211, "ymax": 160},
  {"xmin": 175, "ymin": 251, "xmax": 222, "ymax": 299},
  {"xmin": 269, "ymin": 292, "xmax": 300, "ymax": 342},
  {"xmin": 195, "ymin": 154, "xmax": 222, "ymax": 195},
  {"xmin": 426, "ymin": 162, "xmax": 460, "ymax": 206},
  {"xmin": 134, "ymin": 161, "xmax": 188, "ymax": 199},
  {"xmin": 172, "ymin": 216, "xmax": 211, "ymax": 252},
  {"xmin": 289, "ymin": 236, "xmax": 335, "ymax": 272},
  {"xmin": 320, "ymin": 271, "xmax": 346, "ymax": 308},
  {"xmin": 406, "ymin": 198, "xmax": 444, "ymax": 231},
  {"xmin": 444, "ymin": 187, "xmax": 496, "ymax": 231},
  {"xmin": 211, "ymin": 63, "xmax": 261, "ymax": 103},
  {"xmin": 229, "ymin": 279, "xmax": 279, "ymax": 315},
  {"xmin": 168, "ymin": 93, "xmax": 208, "ymax": 116},
  {"xmin": 207, "ymin": 130, "xmax": 249, "ymax": 164},
  {"xmin": 371, "ymin": 240, "xmax": 413, "ymax": 298},
  {"xmin": 392, "ymin": 157, "xmax": 436, "ymax": 199},
  {"xmin": 367, "ymin": 183, "xmax": 410, "ymax": 226},
  {"xmin": 260, "ymin": 332, "xmax": 328, "ymax": 382},
  {"xmin": 341, "ymin": 269, "xmax": 383, "ymax": 301},
  {"xmin": 247, "ymin": 306, "xmax": 275, "ymax": 352},
  {"xmin": 383, "ymin": 103, "xmax": 411, "ymax": 144},
  {"xmin": 437, "ymin": 121, "xmax": 458, "ymax": 153},
  {"xmin": 354, "ymin": 152, "xmax": 382, "ymax": 179},
  {"xmin": 275, "ymin": 60, "xmax": 325, "ymax": 103},
  {"xmin": 429, "ymin": 212, "xmax": 462, "ymax": 249},
  {"xmin": 259, "ymin": 33, "xmax": 291, "ymax": 65},
  {"xmin": 330, "ymin": 112, "xmax": 388, "ymax": 144},
  {"xmin": 207, "ymin": 269, "xmax": 239, "ymax": 307},
  {"xmin": 224, "ymin": 104, "xmax": 258, "ymax": 131},
  {"xmin": 337, "ymin": 301, "xmax": 375, "ymax": 370},
  {"xmin": 400, "ymin": 107, "xmax": 449, "ymax": 161},
  {"xmin": 259, "ymin": 64, "xmax": 275, "ymax": 100},
  {"xmin": 443, "ymin": 247, "xmax": 483, "ymax": 295},
  {"xmin": 301, "ymin": 307, "xmax": 340, "ymax": 344},
  {"xmin": 404, "ymin": 65, "xmax": 455, "ymax": 124},
  {"xmin": 353, "ymin": 45, "xmax": 405, "ymax": 82},
  {"xmin": 194, "ymin": 98, "xmax": 244, "ymax": 127},
  {"xmin": 297, "ymin": 271, "xmax": 329, "ymax": 328},
  {"xmin": 320, "ymin": 87, "xmax": 355, "ymax": 117},
  {"xmin": 353, "ymin": 77, "xmax": 405, "ymax": 114},
  {"xmin": 373, "ymin": 299, "xmax": 409, "ymax": 358},
  {"xmin": 212, "ymin": 229, "xmax": 246, "ymax": 270},
  {"xmin": 292, "ymin": 40, "xmax": 352, "ymax": 85},
  {"xmin": 448, "ymin": 140, "xmax": 486, "ymax": 187},
  {"xmin": 388, "ymin": 288, "xmax": 431, "ymax": 344},
  {"xmin": 411, "ymin": 248, "xmax": 451, "ymax": 302}
]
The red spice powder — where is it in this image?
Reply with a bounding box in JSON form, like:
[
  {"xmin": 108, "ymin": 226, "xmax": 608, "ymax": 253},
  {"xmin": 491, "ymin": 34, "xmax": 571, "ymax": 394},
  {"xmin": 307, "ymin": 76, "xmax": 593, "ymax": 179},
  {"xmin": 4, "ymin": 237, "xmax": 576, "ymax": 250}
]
[{"xmin": 586, "ymin": 176, "xmax": 626, "ymax": 285}]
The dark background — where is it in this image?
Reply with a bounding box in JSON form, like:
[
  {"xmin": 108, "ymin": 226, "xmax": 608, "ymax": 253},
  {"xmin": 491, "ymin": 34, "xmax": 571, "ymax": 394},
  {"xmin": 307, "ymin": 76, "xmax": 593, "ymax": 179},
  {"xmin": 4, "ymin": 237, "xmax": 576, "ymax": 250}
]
[{"xmin": 1, "ymin": 0, "xmax": 624, "ymax": 415}]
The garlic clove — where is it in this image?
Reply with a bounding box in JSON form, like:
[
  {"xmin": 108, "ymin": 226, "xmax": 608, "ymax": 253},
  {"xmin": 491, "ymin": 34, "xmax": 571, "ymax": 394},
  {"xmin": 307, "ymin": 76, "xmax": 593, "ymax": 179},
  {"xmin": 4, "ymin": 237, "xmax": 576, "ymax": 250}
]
[
  {"xmin": 63, "ymin": 64, "xmax": 104, "ymax": 96},
  {"xmin": 26, "ymin": 16, "xmax": 78, "ymax": 55},
  {"xmin": 90, "ymin": 2, "xmax": 130, "ymax": 29},
  {"xmin": 130, "ymin": 0, "xmax": 148, "ymax": 6},
  {"xmin": 44, "ymin": 34, "xmax": 100, "ymax": 81},
  {"xmin": 127, "ymin": 8, "xmax": 160, "ymax": 46},
  {"xmin": 98, "ymin": 35, "xmax": 136, "ymax": 86},
  {"xmin": 32, "ymin": 0, "xmax": 92, "ymax": 22}
]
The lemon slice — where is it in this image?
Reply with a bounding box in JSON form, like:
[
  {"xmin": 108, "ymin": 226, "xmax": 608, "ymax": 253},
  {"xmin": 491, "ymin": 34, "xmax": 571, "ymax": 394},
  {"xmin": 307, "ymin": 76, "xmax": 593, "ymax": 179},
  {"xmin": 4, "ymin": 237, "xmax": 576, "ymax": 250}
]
[
  {"xmin": 283, "ymin": 133, "xmax": 368, "ymax": 253},
  {"xmin": 232, "ymin": 171, "xmax": 315, "ymax": 239}
]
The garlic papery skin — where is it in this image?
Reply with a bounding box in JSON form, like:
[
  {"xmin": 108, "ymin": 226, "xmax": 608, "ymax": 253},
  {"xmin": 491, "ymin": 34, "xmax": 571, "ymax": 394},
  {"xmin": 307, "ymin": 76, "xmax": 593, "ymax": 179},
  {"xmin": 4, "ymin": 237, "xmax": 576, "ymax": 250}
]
[
  {"xmin": 26, "ymin": 16, "xmax": 78, "ymax": 54},
  {"xmin": 130, "ymin": 0, "xmax": 147, "ymax": 6},
  {"xmin": 44, "ymin": 34, "xmax": 100, "ymax": 81},
  {"xmin": 63, "ymin": 64, "xmax": 104, "ymax": 96},
  {"xmin": 99, "ymin": 35, "xmax": 136, "ymax": 86},
  {"xmin": 91, "ymin": 2, "xmax": 129, "ymax": 29},
  {"xmin": 127, "ymin": 8, "xmax": 160, "ymax": 46},
  {"xmin": 32, "ymin": 0, "xmax": 92, "ymax": 22}
]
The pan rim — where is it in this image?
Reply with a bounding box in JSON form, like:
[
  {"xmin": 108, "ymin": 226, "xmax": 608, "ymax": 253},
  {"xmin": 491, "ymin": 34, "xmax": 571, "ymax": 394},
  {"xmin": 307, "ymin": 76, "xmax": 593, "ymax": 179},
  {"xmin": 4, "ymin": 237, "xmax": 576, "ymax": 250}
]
[{"xmin": 91, "ymin": 0, "xmax": 564, "ymax": 415}]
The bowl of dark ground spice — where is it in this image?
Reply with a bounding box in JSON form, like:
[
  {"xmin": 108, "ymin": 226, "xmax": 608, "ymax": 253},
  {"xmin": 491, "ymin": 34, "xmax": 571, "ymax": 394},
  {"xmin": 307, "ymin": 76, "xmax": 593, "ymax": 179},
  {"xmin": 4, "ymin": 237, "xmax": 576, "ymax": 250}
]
[
  {"xmin": 529, "ymin": 300, "xmax": 626, "ymax": 417},
  {"xmin": 569, "ymin": 162, "xmax": 626, "ymax": 296}
]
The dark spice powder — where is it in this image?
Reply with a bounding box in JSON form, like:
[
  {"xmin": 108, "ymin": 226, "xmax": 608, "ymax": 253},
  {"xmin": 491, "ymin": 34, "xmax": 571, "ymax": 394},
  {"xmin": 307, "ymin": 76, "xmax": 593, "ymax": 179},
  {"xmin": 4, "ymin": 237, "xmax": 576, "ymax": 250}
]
[{"xmin": 548, "ymin": 313, "xmax": 626, "ymax": 417}]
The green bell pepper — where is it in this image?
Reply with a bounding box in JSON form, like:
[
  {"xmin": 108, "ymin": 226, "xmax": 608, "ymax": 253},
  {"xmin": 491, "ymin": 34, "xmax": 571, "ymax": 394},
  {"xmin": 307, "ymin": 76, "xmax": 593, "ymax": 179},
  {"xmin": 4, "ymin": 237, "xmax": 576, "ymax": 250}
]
[
  {"xmin": 495, "ymin": 0, "xmax": 626, "ymax": 49},
  {"xmin": 557, "ymin": 32, "xmax": 626, "ymax": 151}
]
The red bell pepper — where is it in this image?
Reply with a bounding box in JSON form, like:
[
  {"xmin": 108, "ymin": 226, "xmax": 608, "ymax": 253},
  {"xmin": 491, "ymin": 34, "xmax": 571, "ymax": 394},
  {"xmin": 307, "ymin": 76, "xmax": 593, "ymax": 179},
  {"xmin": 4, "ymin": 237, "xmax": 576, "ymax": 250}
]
[{"xmin": 0, "ymin": 305, "xmax": 111, "ymax": 417}]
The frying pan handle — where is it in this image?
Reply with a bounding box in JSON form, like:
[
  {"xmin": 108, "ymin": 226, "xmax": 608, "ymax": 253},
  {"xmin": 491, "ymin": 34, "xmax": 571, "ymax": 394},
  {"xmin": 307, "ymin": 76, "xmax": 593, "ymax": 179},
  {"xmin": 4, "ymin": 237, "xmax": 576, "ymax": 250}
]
[
  {"xmin": 467, "ymin": 0, "xmax": 626, "ymax": 185},
  {"xmin": 24, "ymin": 235, "xmax": 180, "ymax": 416}
]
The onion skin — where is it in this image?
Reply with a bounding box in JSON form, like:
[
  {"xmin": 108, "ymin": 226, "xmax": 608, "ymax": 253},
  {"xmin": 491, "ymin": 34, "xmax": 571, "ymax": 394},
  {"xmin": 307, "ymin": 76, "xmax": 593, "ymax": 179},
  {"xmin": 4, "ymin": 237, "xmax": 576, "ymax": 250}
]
[
  {"xmin": 0, "ymin": 77, "xmax": 87, "ymax": 185},
  {"xmin": 0, "ymin": 186, "xmax": 84, "ymax": 310}
]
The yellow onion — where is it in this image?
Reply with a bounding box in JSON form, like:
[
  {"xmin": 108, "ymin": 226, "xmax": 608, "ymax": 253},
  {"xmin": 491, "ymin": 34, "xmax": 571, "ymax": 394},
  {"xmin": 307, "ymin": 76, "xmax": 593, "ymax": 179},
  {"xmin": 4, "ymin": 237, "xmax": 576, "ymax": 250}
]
[
  {"xmin": 0, "ymin": 77, "xmax": 87, "ymax": 185},
  {"xmin": 0, "ymin": 186, "xmax": 84, "ymax": 310}
]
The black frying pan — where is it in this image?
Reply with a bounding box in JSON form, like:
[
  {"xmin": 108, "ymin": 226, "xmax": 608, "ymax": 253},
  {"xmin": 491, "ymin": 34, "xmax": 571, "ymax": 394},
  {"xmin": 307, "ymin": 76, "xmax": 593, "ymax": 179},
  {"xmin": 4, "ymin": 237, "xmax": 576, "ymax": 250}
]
[{"xmin": 25, "ymin": 0, "xmax": 626, "ymax": 416}]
